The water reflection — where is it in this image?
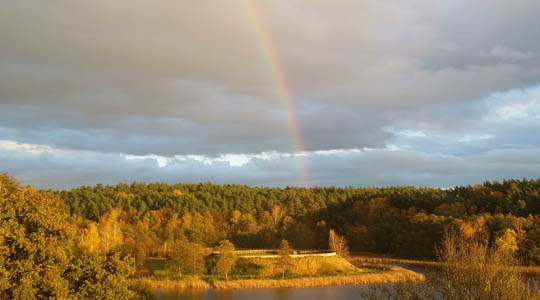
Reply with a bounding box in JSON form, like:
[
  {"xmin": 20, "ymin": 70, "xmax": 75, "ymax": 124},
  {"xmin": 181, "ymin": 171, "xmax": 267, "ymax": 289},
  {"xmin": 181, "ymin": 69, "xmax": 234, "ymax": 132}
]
[{"xmin": 153, "ymin": 285, "xmax": 371, "ymax": 300}]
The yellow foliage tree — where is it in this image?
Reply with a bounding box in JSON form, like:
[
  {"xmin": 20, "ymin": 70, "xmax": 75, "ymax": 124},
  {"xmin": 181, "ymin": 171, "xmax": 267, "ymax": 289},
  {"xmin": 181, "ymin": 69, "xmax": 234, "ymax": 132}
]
[
  {"xmin": 230, "ymin": 210, "xmax": 242, "ymax": 225},
  {"xmin": 98, "ymin": 208, "xmax": 124, "ymax": 253},
  {"xmin": 459, "ymin": 217, "xmax": 487, "ymax": 240},
  {"xmin": 79, "ymin": 222, "xmax": 101, "ymax": 253},
  {"xmin": 496, "ymin": 229, "xmax": 519, "ymax": 254}
]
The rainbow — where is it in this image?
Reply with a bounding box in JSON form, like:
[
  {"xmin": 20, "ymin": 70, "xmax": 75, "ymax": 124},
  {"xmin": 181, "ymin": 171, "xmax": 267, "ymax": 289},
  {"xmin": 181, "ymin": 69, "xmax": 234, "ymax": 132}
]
[{"xmin": 244, "ymin": 0, "xmax": 311, "ymax": 187}]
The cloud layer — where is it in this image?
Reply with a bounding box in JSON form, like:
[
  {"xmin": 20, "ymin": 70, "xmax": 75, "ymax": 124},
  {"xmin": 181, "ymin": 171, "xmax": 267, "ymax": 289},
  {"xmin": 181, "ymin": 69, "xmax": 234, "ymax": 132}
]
[
  {"xmin": 1, "ymin": 1, "xmax": 540, "ymax": 188},
  {"xmin": 3, "ymin": 140, "xmax": 540, "ymax": 190}
]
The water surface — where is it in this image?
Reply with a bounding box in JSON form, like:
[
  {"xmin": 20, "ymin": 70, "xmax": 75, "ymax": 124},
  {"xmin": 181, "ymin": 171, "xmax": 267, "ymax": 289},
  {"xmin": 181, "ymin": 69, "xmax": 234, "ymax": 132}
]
[
  {"xmin": 153, "ymin": 263, "xmax": 429, "ymax": 300},
  {"xmin": 153, "ymin": 284, "xmax": 372, "ymax": 300}
]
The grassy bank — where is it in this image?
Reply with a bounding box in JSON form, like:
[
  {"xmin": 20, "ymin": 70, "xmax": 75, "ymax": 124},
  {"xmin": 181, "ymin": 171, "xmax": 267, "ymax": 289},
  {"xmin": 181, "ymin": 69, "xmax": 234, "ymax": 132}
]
[
  {"xmin": 146, "ymin": 254, "xmax": 365, "ymax": 279},
  {"xmin": 141, "ymin": 265, "xmax": 423, "ymax": 290},
  {"xmin": 140, "ymin": 254, "xmax": 425, "ymax": 290}
]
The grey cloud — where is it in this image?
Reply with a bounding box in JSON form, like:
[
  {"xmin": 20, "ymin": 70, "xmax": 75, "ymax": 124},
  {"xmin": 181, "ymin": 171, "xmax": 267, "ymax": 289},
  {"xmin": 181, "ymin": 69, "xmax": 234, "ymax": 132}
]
[{"xmin": 1, "ymin": 0, "xmax": 540, "ymax": 185}]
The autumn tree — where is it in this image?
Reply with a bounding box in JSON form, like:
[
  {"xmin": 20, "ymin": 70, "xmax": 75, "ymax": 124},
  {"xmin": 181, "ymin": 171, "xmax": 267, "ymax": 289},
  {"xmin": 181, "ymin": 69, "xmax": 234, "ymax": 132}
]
[
  {"xmin": 99, "ymin": 208, "xmax": 124, "ymax": 253},
  {"xmin": 277, "ymin": 240, "xmax": 295, "ymax": 278},
  {"xmin": 0, "ymin": 173, "xmax": 151, "ymax": 299},
  {"xmin": 496, "ymin": 229, "xmax": 519, "ymax": 254},
  {"xmin": 79, "ymin": 222, "xmax": 101, "ymax": 253},
  {"xmin": 168, "ymin": 240, "xmax": 207, "ymax": 276},
  {"xmin": 329, "ymin": 229, "xmax": 349, "ymax": 258},
  {"xmin": 271, "ymin": 205, "xmax": 284, "ymax": 226},
  {"xmin": 214, "ymin": 240, "xmax": 237, "ymax": 280}
]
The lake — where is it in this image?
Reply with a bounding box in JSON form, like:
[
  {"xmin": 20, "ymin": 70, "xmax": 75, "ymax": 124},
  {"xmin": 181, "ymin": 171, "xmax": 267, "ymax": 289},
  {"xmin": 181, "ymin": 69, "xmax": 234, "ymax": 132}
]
[{"xmin": 153, "ymin": 284, "xmax": 374, "ymax": 300}]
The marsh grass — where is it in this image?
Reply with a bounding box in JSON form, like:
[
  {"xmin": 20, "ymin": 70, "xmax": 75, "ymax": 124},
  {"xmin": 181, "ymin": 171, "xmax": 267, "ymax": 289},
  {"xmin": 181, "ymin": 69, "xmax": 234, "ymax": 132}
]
[
  {"xmin": 350, "ymin": 253, "xmax": 440, "ymax": 268},
  {"xmin": 141, "ymin": 277, "xmax": 210, "ymax": 289},
  {"xmin": 212, "ymin": 265, "xmax": 423, "ymax": 289}
]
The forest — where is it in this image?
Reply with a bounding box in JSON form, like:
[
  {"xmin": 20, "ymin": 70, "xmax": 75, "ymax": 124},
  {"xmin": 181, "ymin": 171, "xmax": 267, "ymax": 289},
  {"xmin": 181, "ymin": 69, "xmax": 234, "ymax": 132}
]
[
  {"xmin": 4, "ymin": 172, "xmax": 540, "ymax": 298},
  {"xmin": 50, "ymin": 177, "xmax": 540, "ymax": 268}
]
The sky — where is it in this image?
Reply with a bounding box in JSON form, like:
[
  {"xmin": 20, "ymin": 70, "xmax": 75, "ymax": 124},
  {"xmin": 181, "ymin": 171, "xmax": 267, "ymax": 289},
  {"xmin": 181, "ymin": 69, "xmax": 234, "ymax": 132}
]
[{"xmin": 2, "ymin": 0, "xmax": 540, "ymax": 189}]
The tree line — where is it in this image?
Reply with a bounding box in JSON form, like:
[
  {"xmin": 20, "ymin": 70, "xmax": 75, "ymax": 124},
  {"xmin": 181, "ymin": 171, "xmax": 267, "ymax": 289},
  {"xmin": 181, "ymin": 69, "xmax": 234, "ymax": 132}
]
[{"xmin": 49, "ymin": 178, "xmax": 540, "ymax": 266}]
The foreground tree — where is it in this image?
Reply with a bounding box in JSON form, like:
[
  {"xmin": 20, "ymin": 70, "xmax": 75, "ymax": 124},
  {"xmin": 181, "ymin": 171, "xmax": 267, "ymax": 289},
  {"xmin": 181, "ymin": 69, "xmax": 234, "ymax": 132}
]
[
  {"xmin": 214, "ymin": 240, "xmax": 237, "ymax": 280},
  {"xmin": 0, "ymin": 173, "xmax": 152, "ymax": 299},
  {"xmin": 328, "ymin": 229, "xmax": 349, "ymax": 258}
]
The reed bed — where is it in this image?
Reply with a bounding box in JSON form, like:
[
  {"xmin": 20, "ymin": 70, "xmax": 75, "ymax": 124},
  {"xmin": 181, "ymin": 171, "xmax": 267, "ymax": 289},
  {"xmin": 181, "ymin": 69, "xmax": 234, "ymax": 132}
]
[
  {"xmin": 141, "ymin": 277, "xmax": 210, "ymax": 289},
  {"xmin": 350, "ymin": 254, "xmax": 440, "ymax": 268},
  {"xmin": 212, "ymin": 265, "xmax": 423, "ymax": 289},
  {"xmin": 514, "ymin": 265, "xmax": 540, "ymax": 275},
  {"xmin": 141, "ymin": 265, "xmax": 423, "ymax": 290}
]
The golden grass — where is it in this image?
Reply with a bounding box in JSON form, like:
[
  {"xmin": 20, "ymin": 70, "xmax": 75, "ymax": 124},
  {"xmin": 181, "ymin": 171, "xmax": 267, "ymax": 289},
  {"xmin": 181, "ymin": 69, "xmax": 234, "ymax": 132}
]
[
  {"xmin": 349, "ymin": 254, "xmax": 440, "ymax": 268},
  {"xmin": 140, "ymin": 265, "xmax": 423, "ymax": 290},
  {"xmin": 141, "ymin": 277, "xmax": 210, "ymax": 289},
  {"xmin": 514, "ymin": 265, "xmax": 540, "ymax": 275},
  {"xmin": 212, "ymin": 265, "xmax": 424, "ymax": 289}
]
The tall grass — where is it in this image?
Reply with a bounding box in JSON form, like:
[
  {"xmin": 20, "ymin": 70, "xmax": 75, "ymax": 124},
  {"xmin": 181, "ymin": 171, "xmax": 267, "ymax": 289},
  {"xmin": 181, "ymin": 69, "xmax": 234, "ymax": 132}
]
[
  {"xmin": 141, "ymin": 265, "xmax": 422, "ymax": 290},
  {"xmin": 141, "ymin": 277, "xmax": 210, "ymax": 289},
  {"xmin": 212, "ymin": 265, "xmax": 423, "ymax": 289},
  {"xmin": 350, "ymin": 254, "xmax": 440, "ymax": 268}
]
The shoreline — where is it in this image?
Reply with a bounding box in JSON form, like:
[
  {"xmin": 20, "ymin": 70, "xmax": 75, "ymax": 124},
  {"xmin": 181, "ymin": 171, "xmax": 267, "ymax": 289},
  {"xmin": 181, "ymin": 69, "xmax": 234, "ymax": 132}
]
[
  {"xmin": 350, "ymin": 254, "xmax": 440, "ymax": 268},
  {"xmin": 350, "ymin": 254, "xmax": 540, "ymax": 276},
  {"xmin": 141, "ymin": 265, "xmax": 424, "ymax": 290}
]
